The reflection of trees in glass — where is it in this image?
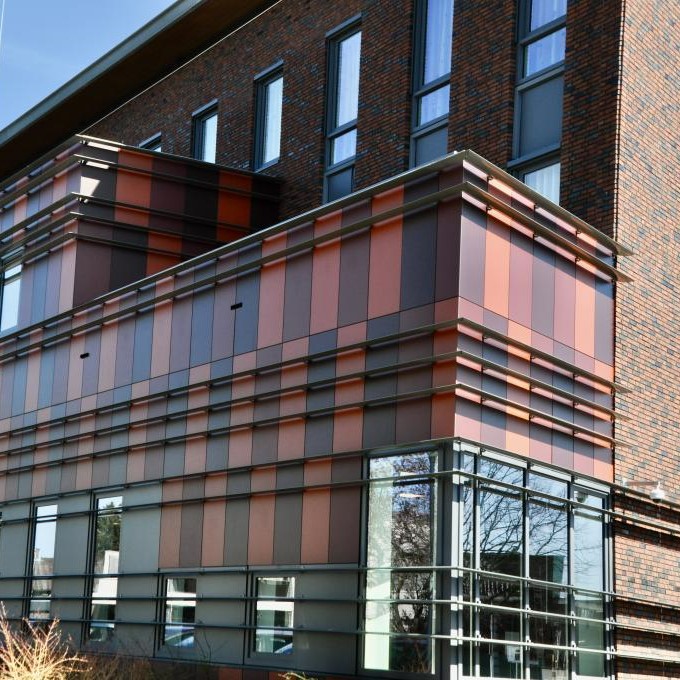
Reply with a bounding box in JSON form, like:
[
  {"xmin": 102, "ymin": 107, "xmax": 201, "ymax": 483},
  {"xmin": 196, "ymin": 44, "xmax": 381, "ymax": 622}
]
[
  {"xmin": 94, "ymin": 499, "xmax": 122, "ymax": 574},
  {"xmin": 366, "ymin": 453, "xmax": 434, "ymax": 673}
]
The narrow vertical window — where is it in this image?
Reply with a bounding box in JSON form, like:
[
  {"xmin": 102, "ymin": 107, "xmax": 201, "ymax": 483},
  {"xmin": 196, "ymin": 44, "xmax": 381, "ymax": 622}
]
[
  {"xmin": 255, "ymin": 66, "xmax": 284, "ymax": 169},
  {"xmin": 254, "ymin": 575, "xmax": 295, "ymax": 654},
  {"xmin": 0, "ymin": 264, "xmax": 21, "ymax": 332},
  {"xmin": 411, "ymin": 0, "xmax": 454, "ymax": 166},
  {"xmin": 364, "ymin": 453, "xmax": 436, "ymax": 673},
  {"xmin": 192, "ymin": 104, "xmax": 218, "ymax": 163},
  {"xmin": 325, "ymin": 22, "xmax": 361, "ymax": 201},
  {"xmin": 513, "ymin": 0, "xmax": 566, "ymax": 202},
  {"xmin": 29, "ymin": 504, "xmax": 58, "ymax": 620},
  {"xmin": 164, "ymin": 577, "xmax": 197, "ymax": 647},
  {"xmin": 89, "ymin": 496, "xmax": 122, "ymax": 642}
]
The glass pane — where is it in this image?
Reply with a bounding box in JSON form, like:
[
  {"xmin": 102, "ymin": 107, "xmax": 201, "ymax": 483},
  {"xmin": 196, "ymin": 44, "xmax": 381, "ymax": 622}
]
[
  {"xmin": 365, "ymin": 453, "xmax": 435, "ymax": 673},
  {"xmin": 31, "ymin": 505, "xmax": 57, "ymax": 620},
  {"xmin": 418, "ymin": 84, "xmax": 450, "ymax": 125},
  {"xmin": 423, "ymin": 0, "xmax": 453, "ymax": 84},
  {"xmin": 165, "ymin": 578, "xmax": 196, "ymax": 647},
  {"xmin": 479, "ymin": 461, "xmax": 523, "ymax": 576},
  {"xmin": 336, "ymin": 31, "xmax": 361, "ymax": 127},
  {"xmin": 573, "ymin": 491, "xmax": 603, "ymax": 591},
  {"xmin": 263, "ymin": 76, "xmax": 283, "ymax": 164},
  {"xmin": 528, "ymin": 475, "xmax": 567, "ymax": 583},
  {"xmin": 94, "ymin": 497, "xmax": 122, "ymax": 574},
  {"xmin": 575, "ymin": 593, "xmax": 605, "ymax": 677},
  {"xmin": 332, "ymin": 128, "xmax": 357, "ymax": 164},
  {"xmin": 1, "ymin": 274, "xmax": 21, "ymax": 331},
  {"xmin": 201, "ymin": 113, "xmax": 218, "ymax": 163},
  {"xmin": 525, "ymin": 27, "xmax": 566, "ymax": 76},
  {"xmin": 530, "ymin": 0, "xmax": 567, "ymax": 30},
  {"xmin": 528, "ymin": 585, "xmax": 569, "ymax": 675},
  {"xmin": 255, "ymin": 576, "xmax": 294, "ymax": 654},
  {"xmin": 479, "ymin": 578, "xmax": 522, "ymax": 678},
  {"xmin": 523, "ymin": 162, "xmax": 561, "ymax": 204}
]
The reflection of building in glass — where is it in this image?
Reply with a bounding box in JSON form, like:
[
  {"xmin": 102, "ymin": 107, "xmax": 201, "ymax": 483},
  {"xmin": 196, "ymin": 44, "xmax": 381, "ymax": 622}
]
[{"xmin": 0, "ymin": 0, "xmax": 677, "ymax": 676}]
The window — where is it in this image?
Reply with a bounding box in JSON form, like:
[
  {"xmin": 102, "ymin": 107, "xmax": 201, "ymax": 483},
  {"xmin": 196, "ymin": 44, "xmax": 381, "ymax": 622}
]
[
  {"xmin": 192, "ymin": 104, "xmax": 218, "ymax": 163},
  {"xmin": 139, "ymin": 134, "xmax": 162, "ymax": 152},
  {"xmin": 325, "ymin": 21, "xmax": 362, "ymax": 201},
  {"xmin": 364, "ymin": 452, "xmax": 436, "ymax": 673},
  {"xmin": 89, "ymin": 496, "xmax": 122, "ymax": 642},
  {"xmin": 411, "ymin": 0, "xmax": 454, "ymax": 166},
  {"xmin": 521, "ymin": 159, "xmax": 561, "ymax": 203},
  {"xmin": 459, "ymin": 449, "xmax": 610, "ymax": 679},
  {"xmin": 254, "ymin": 66, "xmax": 283, "ymax": 169},
  {"xmin": 513, "ymin": 0, "xmax": 566, "ymax": 201},
  {"xmin": 0, "ymin": 264, "xmax": 21, "ymax": 332},
  {"xmin": 254, "ymin": 575, "xmax": 295, "ymax": 654},
  {"xmin": 163, "ymin": 577, "xmax": 197, "ymax": 648},
  {"xmin": 363, "ymin": 446, "xmax": 611, "ymax": 677},
  {"xmin": 29, "ymin": 504, "xmax": 58, "ymax": 620}
]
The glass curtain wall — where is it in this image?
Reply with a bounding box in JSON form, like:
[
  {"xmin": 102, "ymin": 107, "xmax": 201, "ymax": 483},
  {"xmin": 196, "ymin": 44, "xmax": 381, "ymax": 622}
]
[{"xmin": 364, "ymin": 445, "xmax": 610, "ymax": 678}]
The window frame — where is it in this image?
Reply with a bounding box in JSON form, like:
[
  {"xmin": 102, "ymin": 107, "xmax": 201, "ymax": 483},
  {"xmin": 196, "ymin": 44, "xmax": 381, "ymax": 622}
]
[
  {"xmin": 253, "ymin": 62, "xmax": 284, "ymax": 170},
  {"xmin": 27, "ymin": 502, "xmax": 59, "ymax": 622},
  {"xmin": 324, "ymin": 16, "xmax": 362, "ymax": 202},
  {"xmin": 511, "ymin": 155, "xmax": 561, "ymax": 204},
  {"xmin": 161, "ymin": 575, "xmax": 198, "ymax": 650},
  {"xmin": 409, "ymin": 0, "xmax": 454, "ymax": 167},
  {"xmin": 512, "ymin": 0, "xmax": 567, "ymax": 200},
  {"xmin": 0, "ymin": 261, "xmax": 21, "ymax": 333},
  {"xmin": 139, "ymin": 133, "xmax": 162, "ymax": 152},
  {"xmin": 251, "ymin": 573, "xmax": 296, "ymax": 657},
  {"xmin": 191, "ymin": 101, "xmax": 219, "ymax": 163},
  {"xmin": 87, "ymin": 494, "xmax": 123, "ymax": 644}
]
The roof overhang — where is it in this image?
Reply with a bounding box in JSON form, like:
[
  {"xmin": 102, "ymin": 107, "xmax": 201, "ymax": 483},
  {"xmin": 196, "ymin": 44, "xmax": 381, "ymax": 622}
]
[{"xmin": 0, "ymin": 0, "xmax": 277, "ymax": 181}]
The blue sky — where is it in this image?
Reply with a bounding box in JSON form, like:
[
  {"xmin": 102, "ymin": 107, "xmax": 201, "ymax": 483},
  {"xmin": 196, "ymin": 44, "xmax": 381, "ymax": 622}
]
[{"xmin": 0, "ymin": 0, "xmax": 176, "ymax": 130}]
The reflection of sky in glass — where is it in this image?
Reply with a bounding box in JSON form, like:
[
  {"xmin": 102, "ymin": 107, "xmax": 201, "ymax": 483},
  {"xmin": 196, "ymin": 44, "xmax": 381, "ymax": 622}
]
[
  {"xmin": 530, "ymin": 0, "xmax": 567, "ymax": 30},
  {"xmin": 33, "ymin": 505, "xmax": 57, "ymax": 566},
  {"xmin": 263, "ymin": 76, "xmax": 283, "ymax": 164},
  {"xmin": 335, "ymin": 31, "xmax": 361, "ymax": 127},
  {"xmin": 423, "ymin": 0, "xmax": 453, "ymax": 84}
]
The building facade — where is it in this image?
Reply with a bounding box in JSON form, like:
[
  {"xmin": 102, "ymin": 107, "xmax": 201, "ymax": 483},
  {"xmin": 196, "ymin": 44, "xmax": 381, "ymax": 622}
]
[{"xmin": 0, "ymin": 1, "xmax": 677, "ymax": 678}]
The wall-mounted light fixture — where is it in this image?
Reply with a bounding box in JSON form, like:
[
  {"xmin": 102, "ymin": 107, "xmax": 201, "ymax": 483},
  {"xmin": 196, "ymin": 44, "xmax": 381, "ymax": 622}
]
[{"xmin": 621, "ymin": 478, "xmax": 666, "ymax": 503}]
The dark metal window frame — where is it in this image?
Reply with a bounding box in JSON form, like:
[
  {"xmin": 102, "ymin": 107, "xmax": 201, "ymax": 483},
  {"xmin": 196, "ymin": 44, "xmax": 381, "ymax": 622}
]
[
  {"xmin": 191, "ymin": 100, "xmax": 219, "ymax": 162},
  {"xmin": 159, "ymin": 574, "xmax": 198, "ymax": 651},
  {"xmin": 139, "ymin": 133, "xmax": 162, "ymax": 152},
  {"xmin": 512, "ymin": 0, "xmax": 566, "ymax": 189},
  {"xmin": 324, "ymin": 16, "xmax": 362, "ymax": 202},
  {"xmin": 253, "ymin": 61, "xmax": 284, "ymax": 171},
  {"xmin": 409, "ymin": 0, "xmax": 454, "ymax": 167},
  {"xmin": 0, "ymin": 261, "xmax": 21, "ymax": 334}
]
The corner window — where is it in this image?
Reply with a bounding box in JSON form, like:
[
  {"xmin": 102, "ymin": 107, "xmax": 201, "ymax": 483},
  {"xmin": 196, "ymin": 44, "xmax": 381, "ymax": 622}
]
[
  {"xmin": 364, "ymin": 453, "xmax": 436, "ymax": 673},
  {"xmin": 139, "ymin": 134, "xmax": 162, "ymax": 152},
  {"xmin": 192, "ymin": 104, "xmax": 218, "ymax": 163},
  {"xmin": 254, "ymin": 66, "xmax": 284, "ymax": 169},
  {"xmin": 29, "ymin": 504, "xmax": 58, "ymax": 621},
  {"xmin": 89, "ymin": 496, "xmax": 122, "ymax": 642},
  {"xmin": 411, "ymin": 0, "xmax": 454, "ymax": 166},
  {"xmin": 325, "ymin": 21, "xmax": 362, "ymax": 201},
  {"xmin": 0, "ymin": 264, "xmax": 21, "ymax": 332},
  {"xmin": 164, "ymin": 577, "xmax": 197, "ymax": 648},
  {"xmin": 254, "ymin": 575, "xmax": 295, "ymax": 654}
]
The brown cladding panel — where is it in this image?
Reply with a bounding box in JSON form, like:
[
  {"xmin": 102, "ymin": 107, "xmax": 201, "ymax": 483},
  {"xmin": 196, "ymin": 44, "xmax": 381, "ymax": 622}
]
[
  {"xmin": 273, "ymin": 493, "xmax": 302, "ymax": 565},
  {"xmin": 328, "ymin": 487, "xmax": 361, "ymax": 563}
]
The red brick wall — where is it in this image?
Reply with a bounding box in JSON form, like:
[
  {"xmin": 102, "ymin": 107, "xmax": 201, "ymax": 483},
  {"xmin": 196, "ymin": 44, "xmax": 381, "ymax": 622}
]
[{"xmin": 612, "ymin": 0, "xmax": 680, "ymax": 674}]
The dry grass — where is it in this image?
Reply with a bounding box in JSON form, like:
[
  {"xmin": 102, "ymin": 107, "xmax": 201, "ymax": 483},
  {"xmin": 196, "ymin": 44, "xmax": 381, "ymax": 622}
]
[{"xmin": 0, "ymin": 617, "xmax": 87, "ymax": 680}]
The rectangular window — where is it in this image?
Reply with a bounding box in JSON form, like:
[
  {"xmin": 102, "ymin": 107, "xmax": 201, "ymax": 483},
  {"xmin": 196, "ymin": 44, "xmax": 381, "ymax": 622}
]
[
  {"xmin": 513, "ymin": 0, "xmax": 566, "ymax": 202},
  {"xmin": 192, "ymin": 104, "xmax": 218, "ymax": 163},
  {"xmin": 164, "ymin": 577, "xmax": 197, "ymax": 648},
  {"xmin": 139, "ymin": 134, "xmax": 162, "ymax": 152},
  {"xmin": 254, "ymin": 575, "xmax": 295, "ymax": 654},
  {"xmin": 254, "ymin": 67, "xmax": 284, "ymax": 169},
  {"xmin": 29, "ymin": 504, "xmax": 58, "ymax": 620},
  {"xmin": 521, "ymin": 160, "xmax": 561, "ymax": 203},
  {"xmin": 411, "ymin": 0, "xmax": 454, "ymax": 166},
  {"xmin": 325, "ymin": 22, "xmax": 361, "ymax": 201},
  {"xmin": 364, "ymin": 453, "xmax": 436, "ymax": 674},
  {"xmin": 89, "ymin": 496, "xmax": 122, "ymax": 642},
  {"xmin": 1, "ymin": 264, "xmax": 21, "ymax": 332}
]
